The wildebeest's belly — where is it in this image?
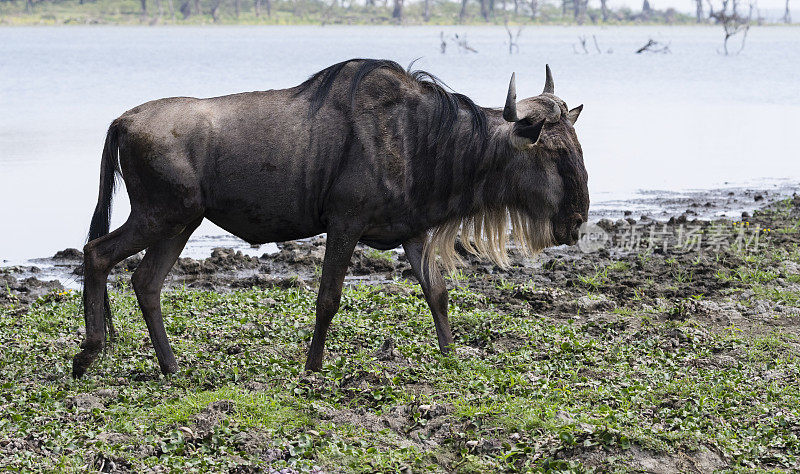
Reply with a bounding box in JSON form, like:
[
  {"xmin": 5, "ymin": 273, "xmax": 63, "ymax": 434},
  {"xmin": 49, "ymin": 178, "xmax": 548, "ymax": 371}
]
[
  {"xmin": 204, "ymin": 208, "xmax": 324, "ymax": 245},
  {"xmin": 201, "ymin": 162, "xmax": 326, "ymax": 244}
]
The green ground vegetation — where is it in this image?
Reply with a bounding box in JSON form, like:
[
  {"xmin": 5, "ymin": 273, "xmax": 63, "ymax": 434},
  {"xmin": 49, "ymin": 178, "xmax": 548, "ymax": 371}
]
[
  {"xmin": 2, "ymin": 277, "xmax": 799, "ymax": 471},
  {"xmin": 3, "ymin": 197, "xmax": 800, "ymax": 471}
]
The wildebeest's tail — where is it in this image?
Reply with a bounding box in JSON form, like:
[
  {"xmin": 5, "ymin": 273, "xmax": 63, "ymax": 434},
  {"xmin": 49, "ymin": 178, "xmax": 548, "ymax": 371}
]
[
  {"xmin": 86, "ymin": 121, "xmax": 121, "ymax": 340},
  {"xmin": 88, "ymin": 121, "xmax": 121, "ymax": 243}
]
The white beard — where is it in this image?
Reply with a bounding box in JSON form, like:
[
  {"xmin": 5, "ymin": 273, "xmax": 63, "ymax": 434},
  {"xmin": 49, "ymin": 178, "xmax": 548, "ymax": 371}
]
[{"xmin": 423, "ymin": 207, "xmax": 554, "ymax": 277}]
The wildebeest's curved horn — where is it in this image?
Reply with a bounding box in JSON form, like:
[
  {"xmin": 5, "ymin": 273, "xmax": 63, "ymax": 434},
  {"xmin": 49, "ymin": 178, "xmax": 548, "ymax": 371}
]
[
  {"xmin": 503, "ymin": 73, "xmax": 519, "ymax": 122},
  {"xmin": 543, "ymin": 64, "xmax": 554, "ymax": 94},
  {"xmin": 546, "ymin": 99, "xmax": 561, "ymax": 123}
]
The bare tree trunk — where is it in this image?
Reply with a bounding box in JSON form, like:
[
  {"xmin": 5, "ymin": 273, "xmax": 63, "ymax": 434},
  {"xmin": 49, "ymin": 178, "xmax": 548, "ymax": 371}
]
[
  {"xmin": 531, "ymin": 0, "xmax": 538, "ymax": 18},
  {"xmin": 460, "ymin": 0, "xmax": 468, "ymax": 20},
  {"xmin": 513, "ymin": 0, "xmax": 519, "ymax": 15},
  {"xmin": 392, "ymin": 0, "xmax": 403, "ymax": 20},
  {"xmin": 141, "ymin": 0, "xmax": 148, "ymax": 14},
  {"xmin": 641, "ymin": 0, "xmax": 651, "ymax": 19},
  {"xmin": 423, "ymin": 0, "xmax": 431, "ymax": 21},
  {"xmin": 211, "ymin": 0, "xmax": 222, "ymax": 21},
  {"xmin": 254, "ymin": 0, "xmax": 260, "ymax": 16},
  {"xmin": 235, "ymin": 0, "xmax": 240, "ymax": 16},
  {"xmin": 26, "ymin": 0, "xmax": 33, "ymax": 13},
  {"xmin": 479, "ymin": 0, "xmax": 488, "ymax": 20},
  {"xmin": 695, "ymin": 0, "xmax": 704, "ymax": 21},
  {"xmin": 180, "ymin": 0, "xmax": 191, "ymax": 18},
  {"xmin": 574, "ymin": 0, "xmax": 586, "ymax": 23},
  {"xmin": 784, "ymin": 0, "xmax": 792, "ymax": 23},
  {"xmin": 266, "ymin": 0, "xmax": 271, "ymax": 16},
  {"xmin": 193, "ymin": 0, "xmax": 201, "ymax": 15},
  {"xmin": 168, "ymin": 0, "xmax": 175, "ymax": 20},
  {"xmin": 488, "ymin": 0, "xmax": 495, "ymax": 18},
  {"xmin": 155, "ymin": 0, "xmax": 164, "ymax": 18},
  {"xmin": 600, "ymin": 0, "xmax": 608, "ymax": 21}
]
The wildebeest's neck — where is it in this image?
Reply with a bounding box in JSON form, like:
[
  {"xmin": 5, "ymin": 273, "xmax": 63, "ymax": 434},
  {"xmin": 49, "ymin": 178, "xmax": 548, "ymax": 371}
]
[
  {"xmin": 404, "ymin": 106, "xmax": 512, "ymax": 230},
  {"xmin": 293, "ymin": 58, "xmax": 518, "ymax": 236}
]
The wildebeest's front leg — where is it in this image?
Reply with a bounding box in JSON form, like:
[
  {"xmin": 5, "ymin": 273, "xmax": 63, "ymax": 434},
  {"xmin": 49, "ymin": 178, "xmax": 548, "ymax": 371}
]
[
  {"xmin": 403, "ymin": 236, "xmax": 454, "ymax": 354},
  {"xmin": 304, "ymin": 225, "xmax": 361, "ymax": 372}
]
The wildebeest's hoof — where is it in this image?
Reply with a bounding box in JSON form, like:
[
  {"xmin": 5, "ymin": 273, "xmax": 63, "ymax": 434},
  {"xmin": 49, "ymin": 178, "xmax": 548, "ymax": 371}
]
[
  {"xmin": 72, "ymin": 339, "xmax": 103, "ymax": 378},
  {"xmin": 160, "ymin": 362, "xmax": 179, "ymax": 375},
  {"xmin": 72, "ymin": 351, "xmax": 97, "ymax": 378},
  {"xmin": 72, "ymin": 361, "xmax": 87, "ymax": 379},
  {"xmin": 304, "ymin": 359, "xmax": 323, "ymax": 372}
]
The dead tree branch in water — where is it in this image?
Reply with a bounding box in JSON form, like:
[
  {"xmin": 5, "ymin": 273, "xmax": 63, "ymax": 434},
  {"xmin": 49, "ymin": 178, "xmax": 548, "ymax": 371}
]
[
  {"xmin": 573, "ymin": 35, "xmax": 589, "ymax": 54},
  {"xmin": 504, "ymin": 21, "xmax": 522, "ymax": 54},
  {"xmin": 452, "ymin": 34, "xmax": 478, "ymax": 53},
  {"xmin": 592, "ymin": 34, "xmax": 602, "ymax": 53},
  {"xmin": 573, "ymin": 35, "xmax": 611, "ymax": 54},
  {"xmin": 440, "ymin": 31, "xmax": 447, "ymax": 53},
  {"xmin": 708, "ymin": 0, "xmax": 753, "ymax": 55},
  {"xmin": 635, "ymin": 38, "xmax": 671, "ymax": 53}
]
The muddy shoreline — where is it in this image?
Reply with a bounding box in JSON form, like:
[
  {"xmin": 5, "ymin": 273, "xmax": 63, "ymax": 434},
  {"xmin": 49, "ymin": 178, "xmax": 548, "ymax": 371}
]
[{"xmin": 1, "ymin": 184, "xmax": 798, "ymax": 307}]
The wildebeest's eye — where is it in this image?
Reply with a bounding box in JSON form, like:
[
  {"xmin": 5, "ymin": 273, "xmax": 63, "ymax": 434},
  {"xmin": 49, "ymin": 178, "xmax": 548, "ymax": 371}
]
[{"xmin": 513, "ymin": 117, "xmax": 545, "ymax": 143}]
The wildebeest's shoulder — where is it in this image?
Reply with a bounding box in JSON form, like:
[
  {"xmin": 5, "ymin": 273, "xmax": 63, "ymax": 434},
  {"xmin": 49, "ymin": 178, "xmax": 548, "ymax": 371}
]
[{"xmin": 350, "ymin": 67, "xmax": 418, "ymax": 109}]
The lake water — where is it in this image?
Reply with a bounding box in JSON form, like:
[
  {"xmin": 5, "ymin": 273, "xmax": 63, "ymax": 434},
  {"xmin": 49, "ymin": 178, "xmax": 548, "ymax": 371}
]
[{"xmin": 1, "ymin": 25, "xmax": 799, "ymax": 262}]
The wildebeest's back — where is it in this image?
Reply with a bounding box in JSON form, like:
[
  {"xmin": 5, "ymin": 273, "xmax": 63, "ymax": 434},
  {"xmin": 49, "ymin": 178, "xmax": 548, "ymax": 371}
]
[{"xmin": 116, "ymin": 90, "xmax": 354, "ymax": 244}]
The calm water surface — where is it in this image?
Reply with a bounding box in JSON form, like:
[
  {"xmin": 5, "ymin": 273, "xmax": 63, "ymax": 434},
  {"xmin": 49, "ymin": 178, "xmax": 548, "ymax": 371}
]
[{"xmin": 1, "ymin": 25, "xmax": 799, "ymax": 261}]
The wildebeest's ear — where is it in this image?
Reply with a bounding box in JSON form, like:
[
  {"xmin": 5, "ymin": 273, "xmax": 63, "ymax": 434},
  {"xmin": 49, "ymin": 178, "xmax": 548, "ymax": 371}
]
[
  {"xmin": 567, "ymin": 104, "xmax": 583, "ymax": 125},
  {"xmin": 512, "ymin": 118, "xmax": 545, "ymax": 143}
]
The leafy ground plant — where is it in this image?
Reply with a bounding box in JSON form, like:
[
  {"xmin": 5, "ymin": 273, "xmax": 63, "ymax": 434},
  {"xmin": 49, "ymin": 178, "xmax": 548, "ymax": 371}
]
[{"xmin": 2, "ymin": 278, "xmax": 800, "ymax": 472}]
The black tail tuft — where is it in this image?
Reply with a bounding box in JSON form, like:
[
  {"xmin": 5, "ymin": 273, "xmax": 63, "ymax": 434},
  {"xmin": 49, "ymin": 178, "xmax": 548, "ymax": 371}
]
[
  {"xmin": 86, "ymin": 121, "xmax": 121, "ymax": 342},
  {"xmin": 88, "ymin": 122, "xmax": 120, "ymax": 243}
]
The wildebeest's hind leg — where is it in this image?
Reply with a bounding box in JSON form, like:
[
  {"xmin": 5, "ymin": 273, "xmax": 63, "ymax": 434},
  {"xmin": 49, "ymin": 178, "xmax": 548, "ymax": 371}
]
[
  {"xmin": 402, "ymin": 236, "xmax": 454, "ymax": 355},
  {"xmin": 73, "ymin": 217, "xmax": 163, "ymax": 378},
  {"xmin": 131, "ymin": 218, "xmax": 202, "ymax": 375},
  {"xmin": 304, "ymin": 224, "xmax": 362, "ymax": 372}
]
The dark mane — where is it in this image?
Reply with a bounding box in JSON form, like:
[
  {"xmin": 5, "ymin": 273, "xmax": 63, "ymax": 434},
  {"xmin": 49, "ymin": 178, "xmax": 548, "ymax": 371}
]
[{"xmin": 295, "ymin": 58, "xmax": 488, "ymax": 148}]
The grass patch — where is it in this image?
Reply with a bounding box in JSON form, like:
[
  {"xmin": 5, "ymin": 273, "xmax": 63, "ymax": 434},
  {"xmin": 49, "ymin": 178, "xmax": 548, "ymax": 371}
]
[
  {"xmin": 2, "ymin": 282, "xmax": 800, "ymax": 471},
  {"xmin": 150, "ymin": 386, "xmax": 311, "ymax": 431}
]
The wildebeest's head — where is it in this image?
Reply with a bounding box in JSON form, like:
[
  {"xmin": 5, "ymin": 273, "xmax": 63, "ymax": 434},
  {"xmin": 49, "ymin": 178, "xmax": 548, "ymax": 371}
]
[{"xmin": 501, "ymin": 66, "xmax": 589, "ymax": 246}]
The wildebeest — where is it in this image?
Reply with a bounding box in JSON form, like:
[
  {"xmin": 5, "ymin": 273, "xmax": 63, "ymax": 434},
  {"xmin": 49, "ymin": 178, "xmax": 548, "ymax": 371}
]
[{"xmin": 72, "ymin": 58, "xmax": 588, "ymax": 378}]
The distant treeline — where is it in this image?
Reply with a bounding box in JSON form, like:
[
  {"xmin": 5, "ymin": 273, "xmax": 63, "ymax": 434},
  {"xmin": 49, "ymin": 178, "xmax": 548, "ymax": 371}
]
[{"xmin": 1, "ymin": 0, "xmax": 701, "ymax": 25}]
